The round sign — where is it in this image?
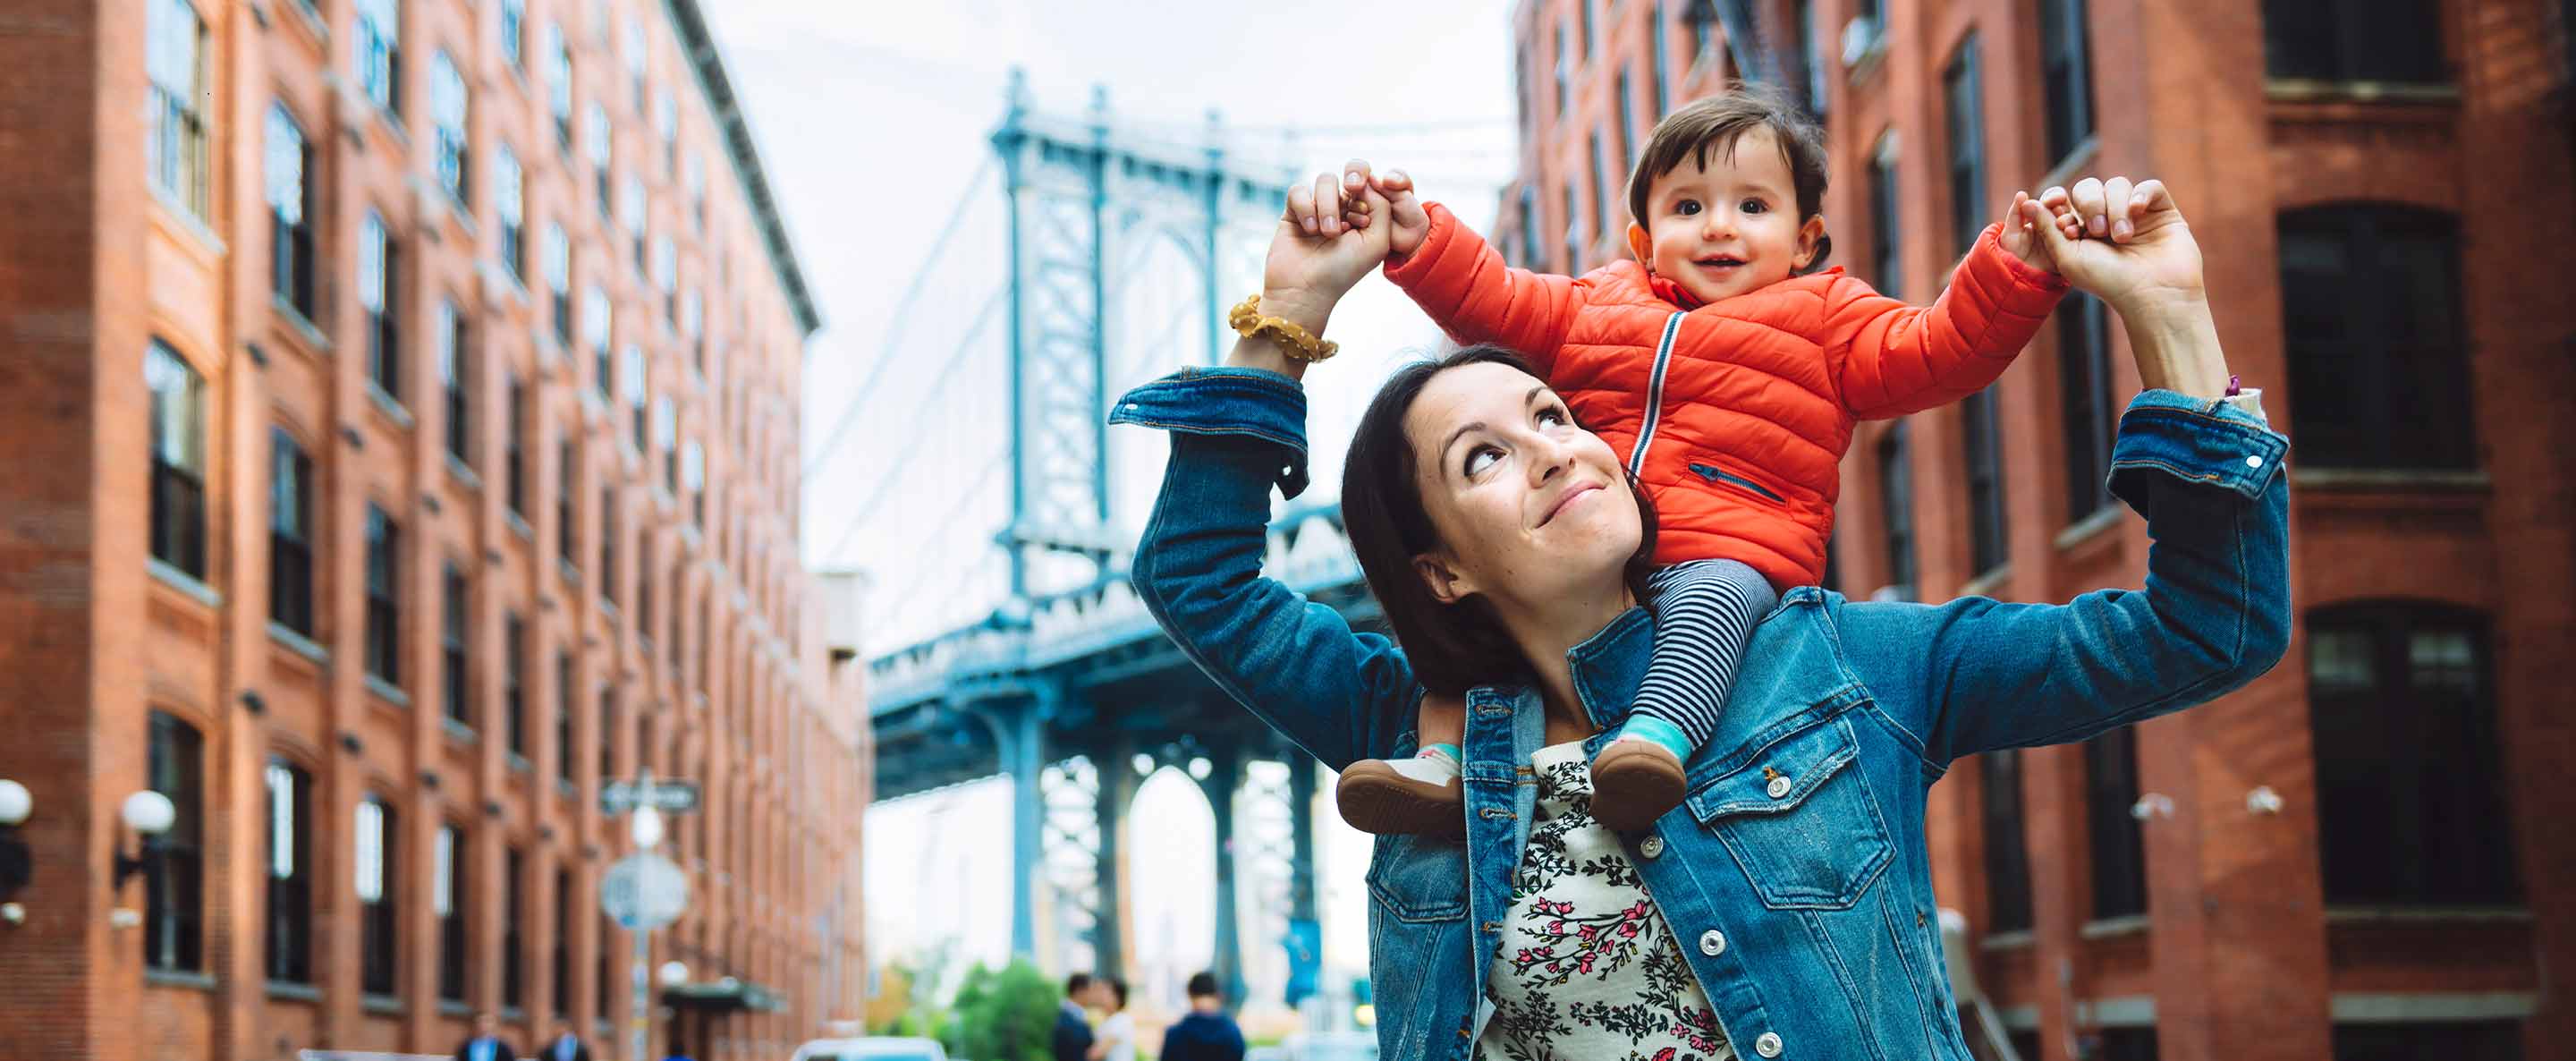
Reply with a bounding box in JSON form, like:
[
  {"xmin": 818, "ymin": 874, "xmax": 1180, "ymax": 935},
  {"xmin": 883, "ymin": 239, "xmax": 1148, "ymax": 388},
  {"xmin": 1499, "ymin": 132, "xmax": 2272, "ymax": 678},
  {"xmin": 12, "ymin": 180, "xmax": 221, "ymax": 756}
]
[{"xmin": 601, "ymin": 853, "xmax": 690, "ymax": 930}]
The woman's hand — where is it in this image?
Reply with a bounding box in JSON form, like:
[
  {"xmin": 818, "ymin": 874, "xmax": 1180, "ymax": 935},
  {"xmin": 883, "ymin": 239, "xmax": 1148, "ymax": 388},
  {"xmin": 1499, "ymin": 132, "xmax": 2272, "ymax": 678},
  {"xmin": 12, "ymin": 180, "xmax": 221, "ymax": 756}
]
[
  {"xmin": 2017, "ymin": 177, "xmax": 2205, "ymax": 316},
  {"xmin": 2017, "ymin": 178, "xmax": 2230, "ymax": 397},
  {"xmin": 1262, "ymin": 160, "xmax": 1396, "ymax": 335}
]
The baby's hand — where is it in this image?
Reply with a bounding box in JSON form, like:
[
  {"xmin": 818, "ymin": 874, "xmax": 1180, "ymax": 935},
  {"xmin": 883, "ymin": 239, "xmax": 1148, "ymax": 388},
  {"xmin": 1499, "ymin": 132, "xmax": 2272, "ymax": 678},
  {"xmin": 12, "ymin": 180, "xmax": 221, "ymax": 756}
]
[{"xmin": 1329, "ymin": 163, "xmax": 1429, "ymax": 258}]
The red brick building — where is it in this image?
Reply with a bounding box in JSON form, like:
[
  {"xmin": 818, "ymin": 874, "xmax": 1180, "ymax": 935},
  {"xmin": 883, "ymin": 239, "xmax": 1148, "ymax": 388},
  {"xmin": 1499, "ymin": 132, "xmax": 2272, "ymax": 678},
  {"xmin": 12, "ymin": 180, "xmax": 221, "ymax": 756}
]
[
  {"xmin": 1490, "ymin": 1, "xmax": 2574, "ymax": 1058},
  {"xmin": 0, "ymin": 2, "xmax": 870, "ymax": 1060}
]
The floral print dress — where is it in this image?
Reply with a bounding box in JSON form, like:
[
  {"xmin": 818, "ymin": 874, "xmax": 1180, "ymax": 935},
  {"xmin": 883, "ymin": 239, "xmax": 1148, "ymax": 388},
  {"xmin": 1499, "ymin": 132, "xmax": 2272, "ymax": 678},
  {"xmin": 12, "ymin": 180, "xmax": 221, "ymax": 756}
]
[{"xmin": 1474, "ymin": 741, "xmax": 1733, "ymax": 1061}]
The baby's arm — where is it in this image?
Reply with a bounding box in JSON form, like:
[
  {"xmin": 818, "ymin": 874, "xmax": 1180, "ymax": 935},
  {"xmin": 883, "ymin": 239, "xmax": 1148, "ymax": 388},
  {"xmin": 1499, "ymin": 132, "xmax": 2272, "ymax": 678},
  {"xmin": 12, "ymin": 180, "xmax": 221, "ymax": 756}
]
[
  {"xmin": 1370, "ymin": 170, "xmax": 1586, "ymax": 378},
  {"xmin": 1827, "ymin": 191, "xmax": 2072, "ymax": 420}
]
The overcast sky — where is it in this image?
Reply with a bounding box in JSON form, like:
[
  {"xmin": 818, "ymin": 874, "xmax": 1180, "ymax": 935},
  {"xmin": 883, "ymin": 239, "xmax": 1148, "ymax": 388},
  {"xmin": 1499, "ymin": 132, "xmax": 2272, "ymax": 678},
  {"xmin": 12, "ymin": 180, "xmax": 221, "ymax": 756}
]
[{"xmin": 699, "ymin": 0, "xmax": 1521, "ymax": 1015}]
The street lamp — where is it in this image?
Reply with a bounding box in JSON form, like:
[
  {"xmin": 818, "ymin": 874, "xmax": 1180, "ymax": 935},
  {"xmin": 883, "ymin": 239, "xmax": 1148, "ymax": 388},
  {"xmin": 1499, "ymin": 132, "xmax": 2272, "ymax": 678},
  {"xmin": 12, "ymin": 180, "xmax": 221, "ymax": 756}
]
[
  {"xmin": 112, "ymin": 790, "xmax": 175, "ymax": 889},
  {"xmin": 658, "ymin": 961, "xmax": 690, "ymax": 988},
  {"xmin": 0, "ymin": 779, "xmax": 31, "ymax": 925},
  {"xmin": 631, "ymin": 804, "xmax": 665, "ymax": 850}
]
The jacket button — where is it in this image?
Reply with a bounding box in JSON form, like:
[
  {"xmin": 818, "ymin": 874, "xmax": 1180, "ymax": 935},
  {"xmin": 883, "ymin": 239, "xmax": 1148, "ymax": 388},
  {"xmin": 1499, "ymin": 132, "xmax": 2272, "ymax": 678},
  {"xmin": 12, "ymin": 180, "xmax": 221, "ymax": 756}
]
[
  {"xmin": 1754, "ymin": 1031, "xmax": 1784, "ymax": 1057},
  {"xmin": 1639, "ymin": 836, "xmax": 1665, "ymax": 859},
  {"xmin": 1766, "ymin": 776, "xmax": 1792, "ymax": 799},
  {"xmin": 1698, "ymin": 929, "xmax": 1725, "ymax": 956}
]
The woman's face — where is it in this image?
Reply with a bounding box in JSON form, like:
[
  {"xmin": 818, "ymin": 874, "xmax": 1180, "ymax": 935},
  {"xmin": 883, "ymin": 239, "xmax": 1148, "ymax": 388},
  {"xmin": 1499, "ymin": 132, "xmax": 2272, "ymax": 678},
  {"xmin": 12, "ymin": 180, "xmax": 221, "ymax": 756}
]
[{"xmin": 1404, "ymin": 361, "xmax": 1643, "ymax": 611}]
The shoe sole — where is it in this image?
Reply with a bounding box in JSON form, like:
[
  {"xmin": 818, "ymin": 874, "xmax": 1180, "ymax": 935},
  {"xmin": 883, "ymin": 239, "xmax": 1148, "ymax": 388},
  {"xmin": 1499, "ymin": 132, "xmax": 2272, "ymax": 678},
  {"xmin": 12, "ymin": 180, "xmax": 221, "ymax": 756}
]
[
  {"xmin": 1590, "ymin": 750, "xmax": 1686, "ymax": 832},
  {"xmin": 1335, "ymin": 765, "xmax": 1467, "ymax": 839}
]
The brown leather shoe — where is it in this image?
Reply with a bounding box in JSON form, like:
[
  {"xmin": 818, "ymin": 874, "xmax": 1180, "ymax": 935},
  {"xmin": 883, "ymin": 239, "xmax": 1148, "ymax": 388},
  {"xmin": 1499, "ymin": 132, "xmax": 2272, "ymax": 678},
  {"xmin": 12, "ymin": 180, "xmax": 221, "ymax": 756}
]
[
  {"xmin": 1335, "ymin": 759, "xmax": 1467, "ymax": 839},
  {"xmin": 1589, "ymin": 740, "xmax": 1687, "ymax": 831}
]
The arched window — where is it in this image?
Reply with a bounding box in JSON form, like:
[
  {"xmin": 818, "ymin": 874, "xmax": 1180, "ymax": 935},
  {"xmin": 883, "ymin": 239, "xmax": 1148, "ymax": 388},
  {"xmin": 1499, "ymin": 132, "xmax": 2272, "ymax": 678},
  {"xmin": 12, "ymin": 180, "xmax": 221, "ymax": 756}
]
[{"xmin": 2308, "ymin": 603, "xmax": 2517, "ymax": 905}]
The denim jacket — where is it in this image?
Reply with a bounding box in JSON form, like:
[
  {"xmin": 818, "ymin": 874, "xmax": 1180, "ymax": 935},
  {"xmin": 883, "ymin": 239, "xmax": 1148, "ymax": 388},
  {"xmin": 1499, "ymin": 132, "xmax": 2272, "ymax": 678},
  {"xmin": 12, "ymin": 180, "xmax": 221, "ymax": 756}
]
[{"xmin": 1112, "ymin": 367, "xmax": 2291, "ymax": 1061}]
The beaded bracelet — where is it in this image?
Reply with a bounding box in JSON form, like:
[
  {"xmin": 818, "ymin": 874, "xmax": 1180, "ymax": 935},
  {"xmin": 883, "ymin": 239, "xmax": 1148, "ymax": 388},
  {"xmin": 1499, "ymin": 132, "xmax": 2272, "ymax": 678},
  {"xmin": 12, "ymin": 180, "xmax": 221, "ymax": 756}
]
[{"xmin": 1228, "ymin": 294, "xmax": 1339, "ymax": 362}]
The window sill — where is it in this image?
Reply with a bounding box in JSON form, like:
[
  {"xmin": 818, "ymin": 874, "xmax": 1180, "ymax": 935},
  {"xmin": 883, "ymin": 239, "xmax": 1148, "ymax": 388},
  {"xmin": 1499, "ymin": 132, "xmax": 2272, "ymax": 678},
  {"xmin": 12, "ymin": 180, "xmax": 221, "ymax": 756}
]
[
  {"xmin": 508, "ymin": 752, "xmax": 533, "ymax": 775},
  {"xmin": 1959, "ymin": 562, "xmax": 2012, "ymax": 599},
  {"xmin": 149, "ymin": 186, "xmax": 227, "ymax": 259},
  {"xmin": 439, "ymin": 999, "xmax": 474, "ymax": 1018},
  {"xmin": 2291, "ymin": 467, "xmax": 2490, "ymax": 493},
  {"xmin": 2267, "ymin": 79, "xmax": 2460, "ymax": 106},
  {"xmin": 368, "ymin": 385, "xmax": 413, "ymax": 430},
  {"xmin": 1978, "ymin": 929, "xmax": 2036, "ymax": 952},
  {"xmin": 2038, "ymin": 136, "xmax": 2102, "ymax": 198},
  {"xmin": 362, "ymin": 993, "xmax": 404, "ymax": 1015},
  {"xmin": 273, "ymin": 296, "xmax": 333, "ymax": 355},
  {"xmin": 145, "ymin": 968, "xmax": 218, "ymax": 992},
  {"xmin": 148, "ymin": 558, "xmax": 222, "ymax": 608},
  {"xmin": 443, "ymin": 717, "xmax": 479, "ymax": 745},
  {"xmin": 558, "ymin": 558, "xmax": 583, "ymax": 587},
  {"xmin": 2080, "ymin": 913, "xmax": 2151, "ymax": 939},
  {"xmin": 2324, "ymin": 904, "xmax": 2531, "ymax": 925},
  {"xmin": 267, "ymin": 980, "xmax": 325, "ymax": 1003},
  {"xmin": 556, "ymin": 778, "xmax": 579, "ymax": 802},
  {"xmin": 268, "ymin": 621, "xmax": 331, "ymax": 667},
  {"xmin": 2054, "ymin": 505, "xmax": 2126, "ymax": 553},
  {"xmin": 447, "ymin": 454, "xmax": 483, "ymax": 491},
  {"xmin": 501, "ymin": 1005, "xmax": 529, "ymax": 1023},
  {"xmin": 508, "ymin": 510, "xmax": 535, "ymax": 541},
  {"xmin": 364, "ymin": 673, "xmax": 411, "ymax": 709}
]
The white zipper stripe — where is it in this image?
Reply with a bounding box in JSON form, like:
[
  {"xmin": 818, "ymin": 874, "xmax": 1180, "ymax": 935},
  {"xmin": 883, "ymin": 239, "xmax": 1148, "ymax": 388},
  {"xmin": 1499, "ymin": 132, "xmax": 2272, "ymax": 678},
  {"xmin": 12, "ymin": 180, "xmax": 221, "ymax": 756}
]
[{"xmin": 1626, "ymin": 311, "xmax": 1688, "ymax": 479}]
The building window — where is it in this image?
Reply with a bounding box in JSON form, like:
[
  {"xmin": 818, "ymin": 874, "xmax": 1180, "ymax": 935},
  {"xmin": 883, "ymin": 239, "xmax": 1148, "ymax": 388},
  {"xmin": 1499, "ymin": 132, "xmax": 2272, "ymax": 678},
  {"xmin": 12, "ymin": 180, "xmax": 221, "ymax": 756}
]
[
  {"xmin": 623, "ymin": 175, "xmax": 648, "ymax": 271},
  {"xmin": 442, "ymin": 563, "xmax": 470, "ymax": 726},
  {"xmin": 584, "ymin": 286, "xmax": 614, "ymax": 395},
  {"xmin": 1563, "ymin": 182, "xmax": 1583, "ymax": 275},
  {"xmin": 1615, "ymin": 70, "xmax": 1638, "ymax": 174},
  {"xmin": 1554, "ymin": 17, "xmax": 1572, "ymax": 116},
  {"xmin": 500, "ymin": 0, "xmax": 525, "ymax": 68},
  {"xmin": 623, "ymin": 347, "xmax": 648, "ymax": 450},
  {"xmin": 146, "ymin": 341, "xmax": 208, "ymax": 581},
  {"xmin": 505, "ymin": 377, "xmax": 530, "ymax": 518},
  {"xmin": 2058, "ymin": 293, "xmax": 2116, "ymax": 525},
  {"xmin": 596, "ymin": 915, "xmax": 613, "ymax": 1017},
  {"xmin": 686, "ymin": 153, "xmax": 708, "ymax": 233},
  {"xmin": 1868, "ymin": 135, "xmax": 1902, "ymax": 298},
  {"xmin": 269, "ymin": 429, "xmax": 316, "ymax": 635},
  {"xmin": 2332, "ymin": 1022, "xmax": 2521, "ymax": 1061},
  {"xmin": 1876, "ymin": 420, "xmax": 1914, "ymax": 599},
  {"xmin": 147, "ymin": 0, "xmax": 209, "ymax": 218},
  {"xmin": 2309, "ymin": 605, "xmax": 2517, "ymax": 905},
  {"xmin": 354, "ymin": 0, "xmax": 402, "ymax": 118},
  {"xmin": 1651, "ymin": 0, "xmax": 1672, "ymax": 112},
  {"xmin": 2095, "ymin": 1028, "xmax": 2159, "ymax": 1061},
  {"xmin": 638, "ymin": 536, "xmax": 656, "ymax": 642},
  {"xmin": 503, "ymin": 613, "xmax": 529, "ymax": 758},
  {"xmin": 2278, "ymin": 206, "xmax": 2474, "ymax": 469},
  {"xmin": 1979, "ymin": 751, "xmax": 2034, "ymax": 934},
  {"xmin": 623, "ymin": 18, "xmax": 648, "ymax": 110},
  {"xmin": 504, "ymin": 846, "xmax": 528, "ymax": 1010},
  {"xmin": 558, "ymin": 437, "xmax": 579, "ymax": 567},
  {"xmin": 143, "ymin": 710, "xmax": 204, "ymax": 972},
  {"xmin": 2038, "ymin": 0, "xmax": 2097, "ymax": 166},
  {"xmin": 361, "ymin": 211, "xmax": 402, "ymax": 400},
  {"xmin": 1962, "ymin": 387, "xmax": 2008, "ymax": 575},
  {"xmin": 653, "ymin": 236, "xmax": 677, "ymax": 322},
  {"xmin": 365, "ymin": 505, "xmax": 402, "ymax": 685},
  {"xmin": 356, "ymin": 794, "xmax": 398, "ymax": 996},
  {"xmin": 1796, "ymin": 0, "xmax": 1826, "ymax": 115},
  {"xmin": 682, "ymin": 441, "xmax": 706, "ymax": 529},
  {"xmin": 430, "ymin": 51, "xmax": 470, "ymax": 204},
  {"xmin": 264, "ymin": 757, "xmax": 315, "ymax": 984},
  {"xmin": 1517, "ymin": 184, "xmax": 1543, "ymax": 272},
  {"xmin": 600, "ymin": 485, "xmax": 620, "ymax": 606},
  {"xmin": 435, "ymin": 824, "xmax": 468, "ymax": 1002},
  {"xmin": 2264, "ymin": 0, "xmax": 2445, "ymax": 83},
  {"xmin": 546, "ymin": 21, "xmax": 573, "ymax": 148},
  {"xmin": 496, "ymin": 145, "xmax": 526, "ymax": 281},
  {"xmin": 655, "ymin": 398, "xmax": 677, "ymax": 492},
  {"xmin": 1945, "ymin": 34, "xmax": 1987, "ymax": 259},
  {"xmin": 682, "ymin": 291, "xmax": 705, "ymax": 369},
  {"xmin": 546, "ymin": 224, "xmax": 572, "ymax": 344},
  {"xmin": 655, "ymin": 90, "xmax": 678, "ymax": 177},
  {"xmin": 551, "ymin": 867, "xmax": 572, "ymax": 1017},
  {"xmin": 587, "ymin": 103, "xmax": 613, "ymax": 217},
  {"xmin": 2085, "ymin": 724, "xmax": 2149, "ymax": 920},
  {"xmin": 266, "ymin": 104, "xmax": 317, "ymax": 318},
  {"xmin": 555, "ymin": 651, "xmax": 576, "ymax": 783},
  {"xmin": 439, "ymin": 299, "xmax": 470, "ymax": 463},
  {"xmin": 597, "ymin": 687, "xmax": 618, "ymax": 785}
]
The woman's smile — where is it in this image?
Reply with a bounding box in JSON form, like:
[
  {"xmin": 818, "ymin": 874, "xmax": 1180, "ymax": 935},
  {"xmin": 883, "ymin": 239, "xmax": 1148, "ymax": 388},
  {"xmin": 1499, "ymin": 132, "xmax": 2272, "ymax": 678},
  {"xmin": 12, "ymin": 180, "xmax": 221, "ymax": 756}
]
[{"xmin": 1538, "ymin": 481, "xmax": 1606, "ymax": 527}]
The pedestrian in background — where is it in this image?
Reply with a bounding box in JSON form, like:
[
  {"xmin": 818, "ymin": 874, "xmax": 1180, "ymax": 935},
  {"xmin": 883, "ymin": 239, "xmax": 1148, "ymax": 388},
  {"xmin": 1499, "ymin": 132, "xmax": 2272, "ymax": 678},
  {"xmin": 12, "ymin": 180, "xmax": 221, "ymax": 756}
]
[
  {"xmin": 1053, "ymin": 972, "xmax": 1097, "ymax": 1061},
  {"xmin": 1157, "ymin": 972, "xmax": 1246, "ymax": 1061},
  {"xmin": 453, "ymin": 1012, "xmax": 518, "ymax": 1061},
  {"xmin": 540, "ymin": 1019, "xmax": 593, "ymax": 1061}
]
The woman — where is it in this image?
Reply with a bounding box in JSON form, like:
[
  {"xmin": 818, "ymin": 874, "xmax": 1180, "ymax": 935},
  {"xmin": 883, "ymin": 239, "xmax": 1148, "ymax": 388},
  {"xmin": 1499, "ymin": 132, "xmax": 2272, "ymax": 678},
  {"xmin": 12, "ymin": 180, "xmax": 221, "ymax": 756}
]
[{"xmin": 1111, "ymin": 164, "xmax": 2288, "ymax": 1061}]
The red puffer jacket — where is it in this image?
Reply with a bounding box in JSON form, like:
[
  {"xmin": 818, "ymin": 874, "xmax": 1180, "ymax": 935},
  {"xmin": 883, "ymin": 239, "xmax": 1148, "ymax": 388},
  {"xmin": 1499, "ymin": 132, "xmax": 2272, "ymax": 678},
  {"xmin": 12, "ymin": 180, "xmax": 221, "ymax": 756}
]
[{"xmin": 1383, "ymin": 203, "xmax": 2067, "ymax": 589}]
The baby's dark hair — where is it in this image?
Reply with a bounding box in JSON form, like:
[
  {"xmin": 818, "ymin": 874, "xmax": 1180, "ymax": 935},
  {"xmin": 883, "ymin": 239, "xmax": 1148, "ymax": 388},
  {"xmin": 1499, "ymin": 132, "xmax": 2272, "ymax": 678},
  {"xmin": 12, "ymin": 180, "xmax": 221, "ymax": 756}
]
[{"xmin": 1626, "ymin": 81, "xmax": 1833, "ymax": 272}]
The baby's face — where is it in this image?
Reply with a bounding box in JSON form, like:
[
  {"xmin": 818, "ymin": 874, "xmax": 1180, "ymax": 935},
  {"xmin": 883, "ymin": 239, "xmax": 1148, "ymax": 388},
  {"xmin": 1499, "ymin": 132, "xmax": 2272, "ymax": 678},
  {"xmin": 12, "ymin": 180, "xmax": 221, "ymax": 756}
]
[{"xmin": 1634, "ymin": 127, "xmax": 1821, "ymax": 305}]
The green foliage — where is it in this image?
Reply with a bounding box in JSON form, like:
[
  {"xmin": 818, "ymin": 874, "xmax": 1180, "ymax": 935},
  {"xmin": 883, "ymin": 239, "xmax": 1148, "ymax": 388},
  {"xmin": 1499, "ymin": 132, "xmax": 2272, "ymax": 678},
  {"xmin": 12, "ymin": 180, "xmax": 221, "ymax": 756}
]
[{"xmin": 941, "ymin": 959, "xmax": 1059, "ymax": 1061}]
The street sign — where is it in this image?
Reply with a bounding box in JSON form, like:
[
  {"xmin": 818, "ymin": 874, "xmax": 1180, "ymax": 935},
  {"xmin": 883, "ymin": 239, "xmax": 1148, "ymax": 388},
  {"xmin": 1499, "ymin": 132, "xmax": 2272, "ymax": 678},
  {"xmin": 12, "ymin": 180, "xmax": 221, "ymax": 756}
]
[
  {"xmin": 602, "ymin": 778, "xmax": 700, "ymax": 814},
  {"xmin": 601, "ymin": 853, "xmax": 690, "ymax": 930}
]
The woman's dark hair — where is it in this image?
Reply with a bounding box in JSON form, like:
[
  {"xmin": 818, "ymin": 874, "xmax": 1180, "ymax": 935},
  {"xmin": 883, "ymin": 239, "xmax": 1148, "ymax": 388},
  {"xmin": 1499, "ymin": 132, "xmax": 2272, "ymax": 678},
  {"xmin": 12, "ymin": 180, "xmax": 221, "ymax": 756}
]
[
  {"xmin": 1340, "ymin": 344, "xmax": 1659, "ymax": 697},
  {"xmin": 1105, "ymin": 975, "xmax": 1129, "ymax": 1009}
]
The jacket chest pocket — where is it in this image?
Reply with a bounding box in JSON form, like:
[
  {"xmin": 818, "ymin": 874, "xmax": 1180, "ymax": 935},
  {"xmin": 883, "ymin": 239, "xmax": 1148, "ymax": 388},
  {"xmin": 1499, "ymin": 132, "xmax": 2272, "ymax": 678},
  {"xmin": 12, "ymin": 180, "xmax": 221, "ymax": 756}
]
[
  {"xmin": 1688, "ymin": 716, "xmax": 1894, "ymax": 910},
  {"xmin": 1365, "ymin": 831, "xmax": 1470, "ymax": 923}
]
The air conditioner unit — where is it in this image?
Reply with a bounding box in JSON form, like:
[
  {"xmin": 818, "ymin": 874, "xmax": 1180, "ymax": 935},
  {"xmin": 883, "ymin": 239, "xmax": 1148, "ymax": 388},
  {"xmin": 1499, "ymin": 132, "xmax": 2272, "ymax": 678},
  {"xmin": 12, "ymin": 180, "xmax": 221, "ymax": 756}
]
[{"xmin": 1841, "ymin": 17, "xmax": 1882, "ymax": 68}]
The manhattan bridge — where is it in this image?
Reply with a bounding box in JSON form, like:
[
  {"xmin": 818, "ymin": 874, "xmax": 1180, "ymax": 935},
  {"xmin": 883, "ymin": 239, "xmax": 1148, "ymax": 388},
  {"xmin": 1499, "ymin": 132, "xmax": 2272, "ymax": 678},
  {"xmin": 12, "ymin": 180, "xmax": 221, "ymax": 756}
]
[{"xmin": 809, "ymin": 70, "xmax": 1506, "ymax": 1009}]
